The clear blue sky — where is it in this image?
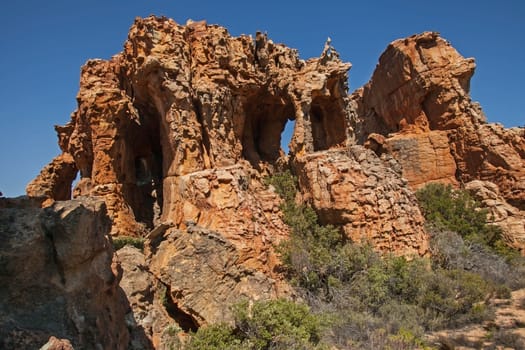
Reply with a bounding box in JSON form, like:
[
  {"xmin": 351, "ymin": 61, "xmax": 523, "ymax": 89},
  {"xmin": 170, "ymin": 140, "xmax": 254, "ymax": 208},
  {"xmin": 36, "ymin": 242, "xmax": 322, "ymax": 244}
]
[{"xmin": 0, "ymin": 1, "xmax": 523, "ymax": 197}]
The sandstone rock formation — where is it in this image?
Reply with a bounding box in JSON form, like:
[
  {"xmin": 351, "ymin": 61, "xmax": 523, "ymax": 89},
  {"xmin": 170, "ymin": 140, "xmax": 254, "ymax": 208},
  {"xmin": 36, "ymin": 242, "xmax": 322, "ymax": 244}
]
[
  {"xmin": 149, "ymin": 225, "xmax": 279, "ymax": 325},
  {"xmin": 27, "ymin": 16, "xmax": 428, "ymax": 254},
  {"xmin": 294, "ymin": 146, "xmax": 428, "ymax": 255},
  {"xmin": 353, "ymin": 31, "xmax": 525, "ymax": 247},
  {"xmin": 0, "ymin": 197, "xmax": 129, "ymax": 349},
  {"xmin": 14, "ymin": 14, "xmax": 525, "ymax": 349},
  {"xmin": 24, "ymin": 17, "xmax": 436, "ymax": 346},
  {"xmin": 353, "ymin": 32, "xmax": 525, "ymax": 198}
]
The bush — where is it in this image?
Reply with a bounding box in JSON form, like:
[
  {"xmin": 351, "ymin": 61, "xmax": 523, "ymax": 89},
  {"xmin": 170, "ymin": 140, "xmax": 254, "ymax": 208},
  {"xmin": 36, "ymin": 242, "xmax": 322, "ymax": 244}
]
[
  {"xmin": 417, "ymin": 183, "xmax": 525, "ymax": 289},
  {"xmin": 415, "ymin": 183, "xmax": 505, "ymax": 250},
  {"xmin": 187, "ymin": 299, "xmax": 326, "ymax": 350},
  {"xmin": 186, "ymin": 324, "xmax": 240, "ymax": 350},
  {"xmin": 112, "ymin": 235, "xmax": 145, "ymax": 251},
  {"xmin": 268, "ymin": 170, "xmax": 345, "ymax": 295},
  {"xmin": 265, "ymin": 173, "xmax": 506, "ymax": 348},
  {"xmin": 234, "ymin": 299, "xmax": 325, "ymax": 349},
  {"xmin": 429, "ymin": 228, "xmax": 525, "ymax": 291}
]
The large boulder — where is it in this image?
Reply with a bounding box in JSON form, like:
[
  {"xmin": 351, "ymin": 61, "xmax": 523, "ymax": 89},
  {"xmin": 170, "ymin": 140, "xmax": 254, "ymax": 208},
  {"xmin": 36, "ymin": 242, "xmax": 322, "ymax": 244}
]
[{"xmin": 0, "ymin": 197, "xmax": 129, "ymax": 349}]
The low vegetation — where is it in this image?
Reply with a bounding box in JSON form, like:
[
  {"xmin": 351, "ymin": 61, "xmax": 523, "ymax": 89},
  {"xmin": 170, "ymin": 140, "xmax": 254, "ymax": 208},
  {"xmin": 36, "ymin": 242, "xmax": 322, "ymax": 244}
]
[
  {"xmin": 186, "ymin": 175, "xmax": 525, "ymax": 349},
  {"xmin": 186, "ymin": 299, "xmax": 326, "ymax": 350},
  {"xmin": 112, "ymin": 235, "xmax": 145, "ymax": 251}
]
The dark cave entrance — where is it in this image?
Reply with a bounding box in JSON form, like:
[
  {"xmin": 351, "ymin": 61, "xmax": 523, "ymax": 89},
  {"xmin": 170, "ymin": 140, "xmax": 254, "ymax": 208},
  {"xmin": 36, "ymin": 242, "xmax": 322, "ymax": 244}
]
[
  {"xmin": 241, "ymin": 91, "xmax": 295, "ymax": 167},
  {"xmin": 124, "ymin": 103, "xmax": 164, "ymax": 230},
  {"xmin": 163, "ymin": 284, "xmax": 199, "ymax": 332},
  {"xmin": 310, "ymin": 95, "xmax": 347, "ymax": 151}
]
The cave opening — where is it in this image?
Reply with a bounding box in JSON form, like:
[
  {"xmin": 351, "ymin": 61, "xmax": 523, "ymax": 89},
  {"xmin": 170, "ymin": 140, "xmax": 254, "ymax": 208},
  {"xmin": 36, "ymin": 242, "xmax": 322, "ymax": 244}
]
[
  {"xmin": 162, "ymin": 284, "xmax": 199, "ymax": 333},
  {"xmin": 241, "ymin": 91, "xmax": 295, "ymax": 168},
  {"xmin": 310, "ymin": 95, "xmax": 347, "ymax": 151},
  {"xmin": 124, "ymin": 103, "xmax": 164, "ymax": 230}
]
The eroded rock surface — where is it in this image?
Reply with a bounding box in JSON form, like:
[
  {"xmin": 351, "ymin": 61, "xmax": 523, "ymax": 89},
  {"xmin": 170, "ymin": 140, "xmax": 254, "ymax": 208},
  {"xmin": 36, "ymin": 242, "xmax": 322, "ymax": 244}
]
[
  {"xmin": 294, "ymin": 146, "xmax": 428, "ymax": 256},
  {"xmin": 0, "ymin": 197, "xmax": 129, "ymax": 349},
  {"xmin": 353, "ymin": 32, "xmax": 525, "ymax": 206},
  {"xmin": 27, "ymin": 16, "xmax": 352, "ymax": 239},
  {"xmin": 353, "ymin": 31, "xmax": 525, "ymax": 247},
  {"xmin": 23, "ymin": 17, "xmax": 525, "ymax": 344},
  {"xmin": 118, "ymin": 246, "xmax": 172, "ymax": 350},
  {"xmin": 24, "ymin": 17, "xmax": 435, "ymax": 338},
  {"xmin": 149, "ymin": 225, "xmax": 280, "ymax": 326},
  {"xmin": 28, "ymin": 16, "xmax": 429, "ymax": 258}
]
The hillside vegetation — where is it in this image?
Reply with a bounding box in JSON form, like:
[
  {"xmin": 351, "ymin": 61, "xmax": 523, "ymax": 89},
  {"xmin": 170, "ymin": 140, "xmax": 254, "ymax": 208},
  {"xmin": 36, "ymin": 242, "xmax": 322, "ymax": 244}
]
[{"xmin": 186, "ymin": 173, "xmax": 525, "ymax": 349}]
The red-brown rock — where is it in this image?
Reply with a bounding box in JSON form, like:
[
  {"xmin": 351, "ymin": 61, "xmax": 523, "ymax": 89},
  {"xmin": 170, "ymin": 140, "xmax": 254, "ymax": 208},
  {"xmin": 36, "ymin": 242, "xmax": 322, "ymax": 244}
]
[{"xmin": 353, "ymin": 31, "xmax": 525, "ymax": 248}]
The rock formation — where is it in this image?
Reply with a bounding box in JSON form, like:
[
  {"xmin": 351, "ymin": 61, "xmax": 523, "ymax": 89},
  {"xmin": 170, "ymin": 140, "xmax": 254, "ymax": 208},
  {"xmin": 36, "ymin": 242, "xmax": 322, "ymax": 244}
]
[
  {"xmin": 353, "ymin": 31, "xmax": 525, "ymax": 248},
  {"xmin": 294, "ymin": 147, "xmax": 428, "ymax": 255},
  {"xmin": 21, "ymin": 16, "xmax": 525, "ymax": 348},
  {"xmin": 0, "ymin": 197, "xmax": 129, "ymax": 349},
  {"xmin": 27, "ymin": 15, "xmax": 427, "ymax": 253}
]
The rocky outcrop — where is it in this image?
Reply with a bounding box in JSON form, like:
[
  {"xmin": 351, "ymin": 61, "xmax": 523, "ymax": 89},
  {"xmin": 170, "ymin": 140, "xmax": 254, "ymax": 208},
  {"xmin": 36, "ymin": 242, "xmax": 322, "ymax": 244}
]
[
  {"xmin": 353, "ymin": 31, "xmax": 525, "ymax": 207},
  {"xmin": 353, "ymin": 31, "xmax": 525, "ymax": 248},
  {"xmin": 149, "ymin": 225, "xmax": 280, "ymax": 326},
  {"xmin": 294, "ymin": 146, "xmax": 428, "ymax": 256},
  {"xmin": 27, "ymin": 16, "xmax": 352, "ymax": 240},
  {"xmin": 27, "ymin": 16, "xmax": 428, "ymax": 257},
  {"xmin": 24, "ymin": 16, "xmax": 432, "ymax": 331},
  {"xmin": 118, "ymin": 246, "xmax": 173, "ymax": 350},
  {"xmin": 0, "ymin": 197, "xmax": 129, "ymax": 349},
  {"xmin": 118, "ymin": 222, "xmax": 290, "ymax": 349},
  {"xmin": 26, "ymin": 153, "xmax": 78, "ymax": 205}
]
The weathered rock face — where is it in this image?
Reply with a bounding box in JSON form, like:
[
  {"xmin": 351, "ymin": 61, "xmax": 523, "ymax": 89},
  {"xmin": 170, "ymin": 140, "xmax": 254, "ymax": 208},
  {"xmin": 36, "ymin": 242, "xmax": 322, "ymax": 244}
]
[
  {"xmin": 353, "ymin": 31, "xmax": 525, "ymax": 247},
  {"xmin": 353, "ymin": 32, "xmax": 525, "ymax": 203},
  {"xmin": 0, "ymin": 197, "xmax": 129, "ymax": 349},
  {"xmin": 17, "ymin": 17, "xmax": 525, "ymax": 348},
  {"xmin": 294, "ymin": 146, "xmax": 428, "ymax": 256},
  {"xmin": 149, "ymin": 225, "xmax": 280, "ymax": 326},
  {"xmin": 118, "ymin": 246, "xmax": 172, "ymax": 350},
  {"xmin": 28, "ymin": 16, "xmax": 352, "ymax": 239},
  {"xmin": 26, "ymin": 153, "xmax": 78, "ymax": 206},
  {"xmin": 27, "ymin": 15, "xmax": 428, "ymax": 255}
]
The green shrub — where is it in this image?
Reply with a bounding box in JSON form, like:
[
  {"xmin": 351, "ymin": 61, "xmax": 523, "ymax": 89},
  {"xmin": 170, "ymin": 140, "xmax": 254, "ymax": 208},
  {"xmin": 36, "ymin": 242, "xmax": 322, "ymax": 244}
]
[
  {"xmin": 415, "ymin": 183, "xmax": 505, "ymax": 250},
  {"xmin": 234, "ymin": 299, "xmax": 325, "ymax": 349},
  {"xmin": 112, "ymin": 235, "xmax": 145, "ymax": 251},
  {"xmin": 187, "ymin": 299, "xmax": 326, "ymax": 350},
  {"xmin": 264, "ymin": 169, "xmax": 297, "ymax": 204},
  {"xmin": 265, "ymin": 173, "xmax": 501, "ymax": 348},
  {"xmin": 186, "ymin": 324, "xmax": 240, "ymax": 350}
]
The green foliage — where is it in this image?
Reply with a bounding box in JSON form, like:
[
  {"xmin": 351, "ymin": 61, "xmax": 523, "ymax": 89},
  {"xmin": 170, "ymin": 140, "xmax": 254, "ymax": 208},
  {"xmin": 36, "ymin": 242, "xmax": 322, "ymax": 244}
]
[
  {"xmin": 417, "ymin": 183, "xmax": 525, "ymax": 290},
  {"xmin": 234, "ymin": 299, "xmax": 325, "ymax": 349},
  {"xmin": 415, "ymin": 183, "xmax": 506, "ymax": 251},
  {"xmin": 187, "ymin": 299, "xmax": 326, "ymax": 350},
  {"xmin": 112, "ymin": 235, "xmax": 145, "ymax": 251},
  {"xmin": 186, "ymin": 324, "xmax": 240, "ymax": 350},
  {"xmin": 267, "ymin": 170, "xmax": 347, "ymax": 294},
  {"xmin": 264, "ymin": 169, "xmax": 298, "ymax": 204},
  {"xmin": 264, "ymin": 172, "xmax": 505, "ymax": 348}
]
